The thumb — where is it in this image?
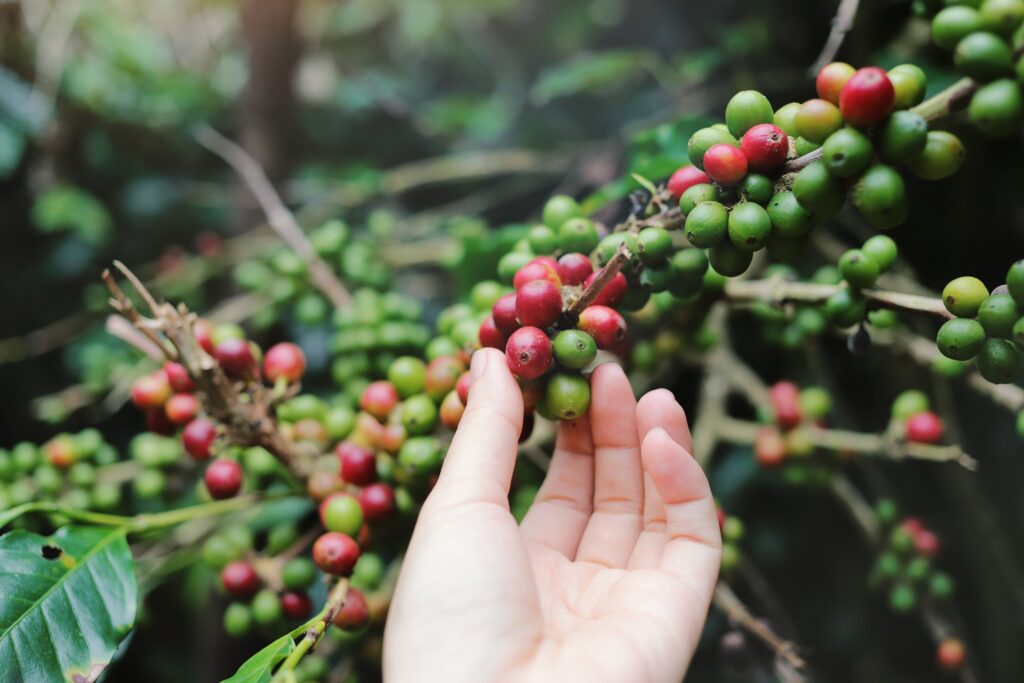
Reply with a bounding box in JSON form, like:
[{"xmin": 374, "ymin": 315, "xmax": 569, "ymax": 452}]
[{"xmin": 434, "ymin": 348, "xmax": 524, "ymax": 506}]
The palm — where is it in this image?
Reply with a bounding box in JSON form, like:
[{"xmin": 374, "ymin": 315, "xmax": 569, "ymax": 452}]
[{"xmin": 385, "ymin": 352, "xmax": 720, "ymax": 683}]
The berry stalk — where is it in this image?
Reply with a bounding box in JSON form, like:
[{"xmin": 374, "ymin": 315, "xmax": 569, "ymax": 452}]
[
  {"xmin": 723, "ymin": 278, "xmax": 953, "ymax": 320},
  {"xmin": 272, "ymin": 578, "xmax": 351, "ymax": 681}
]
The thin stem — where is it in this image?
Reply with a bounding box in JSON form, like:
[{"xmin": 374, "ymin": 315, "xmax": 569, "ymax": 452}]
[
  {"xmin": 809, "ymin": 0, "xmax": 861, "ymax": 75},
  {"xmin": 273, "ymin": 579, "xmax": 351, "ymax": 680},
  {"xmin": 568, "ymin": 243, "xmax": 632, "ymax": 315},
  {"xmin": 723, "ymin": 278, "xmax": 952, "ymax": 320},
  {"xmin": 714, "ymin": 582, "xmax": 808, "ymax": 673}
]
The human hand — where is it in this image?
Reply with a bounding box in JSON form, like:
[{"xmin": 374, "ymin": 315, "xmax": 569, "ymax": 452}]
[{"xmin": 384, "ymin": 348, "xmax": 721, "ymax": 683}]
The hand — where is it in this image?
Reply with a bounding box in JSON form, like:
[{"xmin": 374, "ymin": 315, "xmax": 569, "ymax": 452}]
[{"xmin": 384, "ymin": 349, "xmax": 721, "ymax": 683}]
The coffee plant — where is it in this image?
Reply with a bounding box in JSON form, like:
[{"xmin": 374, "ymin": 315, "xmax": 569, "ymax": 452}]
[{"xmin": 3, "ymin": 0, "xmax": 1024, "ymax": 681}]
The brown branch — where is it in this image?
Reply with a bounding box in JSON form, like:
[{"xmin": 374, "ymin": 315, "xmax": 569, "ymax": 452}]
[
  {"xmin": 104, "ymin": 315, "xmax": 166, "ymax": 362},
  {"xmin": 714, "ymin": 582, "xmax": 808, "ymax": 674},
  {"xmin": 810, "ymin": 0, "xmax": 861, "ymax": 74},
  {"xmin": 568, "ymin": 242, "xmax": 632, "ymax": 315},
  {"xmin": 193, "ymin": 124, "xmax": 352, "ymax": 310}
]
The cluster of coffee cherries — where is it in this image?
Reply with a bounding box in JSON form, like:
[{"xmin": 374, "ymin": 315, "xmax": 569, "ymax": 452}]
[
  {"xmin": 827, "ymin": 235, "xmax": 901, "ymax": 328},
  {"xmin": 929, "ymin": 0, "xmax": 1024, "ymax": 136},
  {"xmin": 891, "ymin": 390, "xmax": 947, "ymax": 444},
  {"xmin": 871, "ymin": 500, "xmax": 956, "ymax": 620},
  {"xmin": 753, "ymin": 382, "xmax": 832, "ymax": 473},
  {"xmin": 0, "ymin": 429, "xmax": 122, "ymax": 516},
  {"xmin": 716, "ymin": 504, "xmax": 745, "ymax": 575},
  {"xmin": 936, "ymin": 260, "xmax": 1024, "ymax": 385}
]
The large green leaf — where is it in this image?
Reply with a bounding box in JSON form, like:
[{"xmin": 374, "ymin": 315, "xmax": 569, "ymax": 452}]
[
  {"xmin": 0, "ymin": 526, "xmax": 137, "ymax": 682},
  {"xmin": 221, "ymin": 630, "xmax": 297, "ymax": 683}
]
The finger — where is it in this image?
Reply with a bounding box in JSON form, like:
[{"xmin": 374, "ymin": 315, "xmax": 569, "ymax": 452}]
[
  {"xmin": 520, "ymin": 414, "xmax": 594, "ymax": 558},
  {"xmin": 432, "ymin": 348, "xmax": 524, "ymax": 507},
  {"xmin": 641, "ymin": 427, "xmax": 721, "ymax": 584},
  {"xmin": 575, "ymin": 363, "xmax": 644, "ymax": 568},
  {"xmin": 629, "ymin": 390, "xmax": 693, "ymax": 569}
]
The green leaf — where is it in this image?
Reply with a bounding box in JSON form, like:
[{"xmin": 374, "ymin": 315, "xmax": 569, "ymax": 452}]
[
  {"xmin": 630, "ymin": 173, "xmax": 659, "ymax": 197},
  {"xmin": 530, "ymin": 50, "xmax": 658, "ymax": 105},
  {"xmin": 31, "ymin": 185, "xmax": 112, "ymax": 245},
  {"xmin": 221, "ymin": 630, "xmax": 297, "ymax": 683},
  {"xmin": 0, "ymin": 526, "xmax": 137, "ymax": 682}
]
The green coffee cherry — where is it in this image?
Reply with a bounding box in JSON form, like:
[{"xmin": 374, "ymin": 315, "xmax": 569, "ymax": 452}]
[
  {"xmin": 636, "ymin": 227, "xmax": 673, "ymax": 264},
  {"xmin": 826, "ymin": 289, "xmax": 866, "ymax": 327},
  {"xmin": 979, "ymin": 0, "xmax": 1024, "ymax": 37},
  {"xmin": 878, "ymin": 111, "xmax": 929, "ymax": 165},
  {"xmin": 400, "ymin": 395, "xmax": 439, "ymax": 436},
  {"xmin": 542, "ymin": 195, "xmax": 583, "ymax": 229},
  {"xmin": 223, "ymin": 603, "xmax": 252, "ymax": 637},
  {"xmin": 283, "ymin": 558, "xmax": 318, "ymax": 590},
  {"xmin": 252, "ymin": 589, "xmax": 283, "ymax": 626},
  {"xmin": 669, "ymin": 249, "xmax": 709, "ymax": 299},
  {"xmin": 725, "ymin": 90, "xmax": 774, "ymax": 137},
  {"xmin": 822, "ymin": 128, "xmax": 874, "ymax": 178},
  {"xmin": 596, "ymin": 233, "xmax": 637, "ymax": 265},
  {"xmin": 862, "ymin": 235, "xmax": 898, "ymax": 272},
  {"xmin": 839, "ymin": 250, "xmax": 880, "ymax": 289},
  {"xmin": 968, "ymin": 78, "xmax": 1024, "ymax": 136},
  {"xmin": 888, "ymin": 64, "xmax": 928, "ymax": 109},
  {"xmin": 892, "ymin": 389, "xmax": 930, "ymax": 419},
  {"xmin": 708, "ymin": 242, "xmax": 753, "ymax": 277},
  {"xmin": 552, "ymin": 330, "xmax": 597, "ymax": 370},
  {"xmin": 937, "ymin": 318, "xmax": 986, "ymax": 360},
  {"xmin": 527, "ymin": 224, "xmax": 560, "ymax": 254},
  {"xmin": 766, "ymin": 191, "xmax": 813, "ymax": 238},
  {"xmin": 470, "ymin": 281, "xmax": 507, "ymax": 311},
  {"xmin": 559, "ymin": 218, "xmax": 600, "ymax": 253},
  {"xmin": 1007, "ymin": 260, "xmax": 1024, "ymax": 306},
  {"xmin": 687, "ymin": 127, "xmax": 737, "ymax": 169},
  {"xmin": 773, "ymin": 102, "xmax": 802, "ymax": 136},
  {"xmin": 793, "ymin": 161, "xmax": 845, "ymax": 216},
  {"xmin": 544, "ymin": 372, "xmax": 592, "ymax": 420},
  {"xmin": 679, "ymin": 183, "xmax": 719, "ymax": 214},
  {"xmin": 976, "ymin": 337, "xmax": 1019, "ymax": 383},
  {"xmin": 955, "ymin": 31, "xmax": 1014, "ymax": 80},
  {"xmin": 740, "ymin": 174, "xmax": 774, "ymax": 205},
  {"xmin": 398, "ymin": 436, "xmax": 444, "ymax": 476},
  {"xmin": 978, "ymin": 293, "xmax": 1020, "ymax": 337},
  {"xmin": 943, "ymin": 276, "xmax": 989, "ymax": 317},
  {"xmin": 685, "ymin": 201, "xmax": 728, "ymax": 248},
  {"xmin": 852, "ymin": 164, "xmax": 907, "ymax": 230},
  {"xmin": 932, "ymin": 7, "xmax": 983, "ymax": 49}
]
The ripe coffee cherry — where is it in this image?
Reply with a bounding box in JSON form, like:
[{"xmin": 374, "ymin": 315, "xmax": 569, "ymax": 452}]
[
  {"xmin": 146, "ymin": 409, "xmax": 176, "ymax": 436},
  {"xmin": 440, "ymin": 390, "xmax": 465, "ymax": 429},
  {"xmin": 769, "ymin": 381, "xmax": 803, "ymax": 429},
  {"xmin": 583, "ymin": 271, "xmax": 628, "ymax": 307},
  {"xmin": 505, "ymin": 326, "xmax": 553, "ymax": 379},
  {"xmin": 795, "ymin": 99, "xmax": 843, "ymax": 143},
  {"xmin": 937, "ymin": 638, "xmax": 966, "ymax": 672},
  {"xmin": 281, "ymin": 591, "xmax": 313, "ymax": 619},
  {"xmin": 552, "ymin": 330, "xmax": 597, "ymax": 370},
  {"xmin": 165, "ymin": 393, "xmax": 199, "ymax": 425},
  {"xmin": 754, "ymin": 426, "xmax": 786, "ymax": 467},
  {"xmin": 740, "ymin": 124, "xmax": 789, "ymax": 172},
  {"xmin": 905, "ymin": 411, "xmax": 944, "ymax": 444},
  {"xmin": 822, "ymin": 128, "xmax": 874, "ymax": 178},
  {"xmin": 333, "ymin": 588, "xmax": 369, "ymax": 631},
  {"xmin": 491, "ymin": 293, "xmax": 520, "ymax": 336},
  {"xmin": 183, "ymin": 418, "xmax": 217, "ymax": 459},
  {"xmin": 320, "ymin": 493, "xmax": 364, "ymax": 536},
  {"xmin": 936, "ymin": 318, "xmax": 986, "ymax": 360},
  {"xmin": 577, "ymin": 305, "xmax": 627, "ymax": 350},
  {"xmin": 703, "ymin": 144, "xmax": 749, "ymax": 185},
  {"xmin": 556, "ymin": 253, "xmax": 593, "ymax": 286},
  {"xmin": 358, "ymin": 482, "xmax": 397, "ymax": 522},
  {"xmin": 360, "ymin": 381, "xmax": 399, "ymax": 420},
  {"xmin": 221, "ymin": 560, "xmax": 261, "ymax": 597},
  {"xmin": 942, "ymin": 276, "xmax": 989, "ymax": 317},
  {"xmin": 164, "ymin": 361, "xmax": 195, "ymax": 393},
  {"xmin": 839, "ymin": 250, "xmax": 880, "ymax": 289},
  {"xmin": 263, "ymin": 342, "xmax": 306, "ymax": 383},
  {"xmin": 478, "ymin": 317, "xmax": 507, "ymax": 350},
  {"xmin": 543, "ymin": 372, "xmax": 591, "ymax": 420},
  {"xmin": 667, "ymin": 166, "xmax": 710, "ymax": 199},
  {"xmin": 214, "ymin": 339, "xmax": 256, "ymax": 379},
  {"xmin": 909, "ymin": 131, "xmax": 966, "ymax": 180},
  {"xmin": 914, "ymin": 529, "xmax": 942, "ymax": 558},
  {"xmin": 816, "ymin": 62, "xmax": 855, "ymax": 104},
  {"xmin": 685, "ymin": 201, "xmax": 728, "ymax": 248},
  {"xmin": 725, "ymin": 90, "xmax": 774, "ymax": 137},
  {"xmin": 727, "ymin": 202, "xmax": 771, "ymax": 252},
  {"xmin": 455, "ymin": 371, "xmax": 471, "ymax": 404},
  {"xmin": 205, "ymin": 458, "xmax": 243, "ymax": 499},
  {"xmin": 336, "ymin": 442, "xmax": 376, "ymax": 485},
  {"xmin": 131, "ymin": 371, "xmax": 172, "ymax": 410},
  {"xmin": 516, "ymin": 280, "xmax": 563, "ymax": 328},
  {"xmin": 312, "ymin": 532, "xmax": 360, "ymax": 576},
  {"xmin": 513, "ymin": 258, "xmax": 562, "ymax": 290},
  {"xmin": 193, "ymin": 319, "xmax": 216, "ymax": 354},
  {"xmin": 839, "ymin": 67, "xmax": 895, "ymax": 128}
]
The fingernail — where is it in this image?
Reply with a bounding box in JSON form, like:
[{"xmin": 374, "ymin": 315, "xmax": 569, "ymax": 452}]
[{"xmin": 470, "ymin": 349, "xmax": 490, "ymax": 383}]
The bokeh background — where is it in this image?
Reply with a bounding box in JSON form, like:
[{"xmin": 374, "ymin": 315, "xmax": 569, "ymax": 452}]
[{"xmin": 1, "ymin": 1, "xmax": 1023, "ymax": 681}]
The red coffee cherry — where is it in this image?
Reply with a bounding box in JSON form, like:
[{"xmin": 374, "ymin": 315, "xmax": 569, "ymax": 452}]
[
  {"xmin": 478, "ymin": 317, "xmax": 508, "ymax": 350},
  {"xmin": 769, "ymin": 381, "xmax": 803, "ymax": 429},
  {"xmin": 455, "ymin": 371, "xmax": 471, "ymax": 405},
  {"xmin": 905, "ymin": 411, "xmax": 944, "ymax": 444},
  {"xmin": 491, "ymin": 293, "xmax": 521, "ymax": 335},
  {"xmin": 703, "ymin": 144, "xmax": 749, "ymax": 185},
  {"xmin": 214, "ymin": 338, "xmax": 257, "ymax": 379},
  {"xmin": 333, "ymin": 588, "xmax": 369, "ymax": 631},
  {"xmin": 165, "ymin": 393, "xmax": 199, "ymax": 425},
  {"xmin": 281, "ymin": 591, "xmax": 313, "ymax": 619},
  {"xmin": 424, "ymin": 356, "xmax": 466, "ymax": 400},
  {"xmin": 937, "ymin": 638, "xmax": 966, "ymax": 672},
  {"xmin": 577, "ymin": 305, "xmax": 627, "ymax": 350},
  {"xmin": 221, "ymin": 560, "xmax": 260, "ymax": 597},
  {"xmin": 336, "ymin": 441, "xmax": 377, "ymax": 486},
  {"xmin": 754, "ymin": 426, "xmax": 787, "ymax": 467},
  {"xmin": 193, "ymin": 319, "xmax": 216, "ymax": 354},
  {"xmin": 164, "ymin": 361, "xmax": 195, "ymax": 393},
  {"xmin": 312, "ymin": 532, "xmax": 361, "ymax": 576},
  {"xmin": 146, "ymin": 409, "xmax": 176, "ymax": 436},
  {"xmin": 667, "ymin": 165, "xmax": 710, "ymax": 199},
  {"xmin": 582, "ymin": 271, "xmax": 628, "ymax": 307},
  {"xmin": 914, "ymin": 529, "xmax": 942, "ymax": 558},
  {"xmin": 358, "ymin": 482, "xmax": 397, "ymax": 522},
  {"xmin": 131, "ymin": 371, "xmax": 172, "ymax": 410},
  {"xmin": 839, "ymin": 67, "xmax": 895, "ymax": 128},
  {"xmin": 816, "ymin": 61, "xmax": 856, "ymax": 104},
  {"xmin": 556, "ymin": 253, "xmax": 594, "ymax": 286},
  {"xmin": 740, "ymin": 123, "xmax": 789, "ymax": 172},
  {"xmin": 205, "ymin": 458, "xmax": 243, "ymax": 499},
  {"xmin": 440, "ymin": 390, "xmax": 465, "ymax": 429},
  {"xmin": 360, "ymin": 381, "xmax": 400, "ymax": 420},
  {"xmin": 505, "ymin": 326, "xmax": 554, "ymax": 379},
  {"xmin": 513, "ymin": 258, "xmax": 562, "ymax": 290},
  {"xmin": 515, "ymin": 280, "xmax": 563, "ymax": 328},
  {"xmin": 263, "ymin": 342, "xmax": 306, "ymax": 383},
  {"xmin": 182, "ymin": 418, "xmax": 217, "ymax": 459}
]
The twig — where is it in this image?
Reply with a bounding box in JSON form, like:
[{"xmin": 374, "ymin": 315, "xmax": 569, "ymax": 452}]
[
  {"xmin": 104, "ymin": 315, "xmax": 166, "ymax": 362},
  {"xmin": 723, "ymin": 278, "xmax": 952, "ymax": 320},
  {"xmin": 567, "ymin": 243, "xmax": 632, "ymax": 315},
  {"xmin": 193, "ymin": 124, "xmax": 351, "ymax": 309},
  {"xmin": 714, "ymin": 582, "xmax": 808, "ymax": 674},
  {"xmin": 272, "ymin": 579, "xmax": 351, "ymax": 680},
  {"xmin": 810, "ymin": 0, "xmax": 861, "ymax": 75}
]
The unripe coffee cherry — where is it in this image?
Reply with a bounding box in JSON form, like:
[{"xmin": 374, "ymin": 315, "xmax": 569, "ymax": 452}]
[
  {"xmin": 667, "ymin": 165, "xmax": 710, "ymax": 199},
  {"xmin": 319, "ymin": 493, "xmax": 364, "ymax": 536},
  {"xmin": 543, "ymin": 372, "xmax": 592, "ymax": 420},
  {"xmin": 214, "ymin": 339, "xmax": 257, "ymax": 378},
  {"xmin": 513, "ymin": 259, "xmax": 562, "ymax": 290},
  {"xmin": 205, "ymin": 458, "xmax": 243, "ymax": 499},
  {"xmin": 478, "ymin": 317, "xmax": 507, "ymax": 350},
  {"xmin": 505, "ymin": 327, "xmax": 553, "ymax": 379},
  {"xmin": 754, "ymin": 426, "xmax": 786, "ymax": 467},
  {"xmin": 491, "ymin": 293, "xmax": 520, "ymax": 335},
  {"xmin": 131, "ymin": 371, "xmax": 172, "ymax": 410},
  {"xmin": 515, "ymin": 280, "xmax": 563, "ymax": 328},
  {"xmin": 839, "ymin": 67, "xmax": 895, "ymax": 128},
  {"xmin": 358, "ymin": 482, "xmax": 396, "ymax": 522},
  {"xmin": 221, "ymin": 560, "xmax": 261, "ymax": 597},
  {"xmin": 281, "ymin": 591, "xmax": 313, "ymax": 619},
  {"xmin": 439, "ymin": 390, "xmax": 465, "ymax": 429},
  {"xmin": 577, "ymin": 305, "xmax": 627, "ymax": 350},
  {"xmin": 556, "ymin": 253, "xmax": 594, "ymax": 286},
  {"xmin": 795, "ymin": 99, "xmax": 843, "ymax": 143},
  {"xmin": 183, "ymin": 418, "xmax": 217, "ymax": 459},
  {"xmin": 816, "ymin": 61, "xmax": 855, "ymax": 104},
  {"xmin": 740, "ymin": 124, "xmax": 789, "ymax": 172},
  {"xmin": 164, "ymin": 361, "xmax": 195, "ymax": 393},
  {"xmin": 703, "ymin": 144, "xmax": 749, "ymax": 185},
  {"xmin": 336, "ymin": 441, "xmax": 376, "ymax": 485},
  {"xmin": 312, "ymin": 532, "xmax": 361, "ymax": 576},
  {"xmin": 263, "ymin": 342, "xmax": 306, "ymax": 383},
  {"xmin": 937, "ymin": 638, "xmax": 966, "ymax": 672},
  {"xmin": 905, "ymin": 411, "xmax": 944, "ymax": 444},
  {"xmin": 423, "ymin": 356, "xmax": 465, "ymax": 401},
  {"xmin": 942, "ymin": 276, "xmax": 989, "ymax": 317},
  {"xmin": 360, "ymin": 381, "xmax": 400, "ymax": 420},
  {"xmin": 333, "ymin": 588, "xmax": 369, "ymax": 630},
  {"xmin": 582, "ymin": 271, "xmax": 628, "ymax": 307}
]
